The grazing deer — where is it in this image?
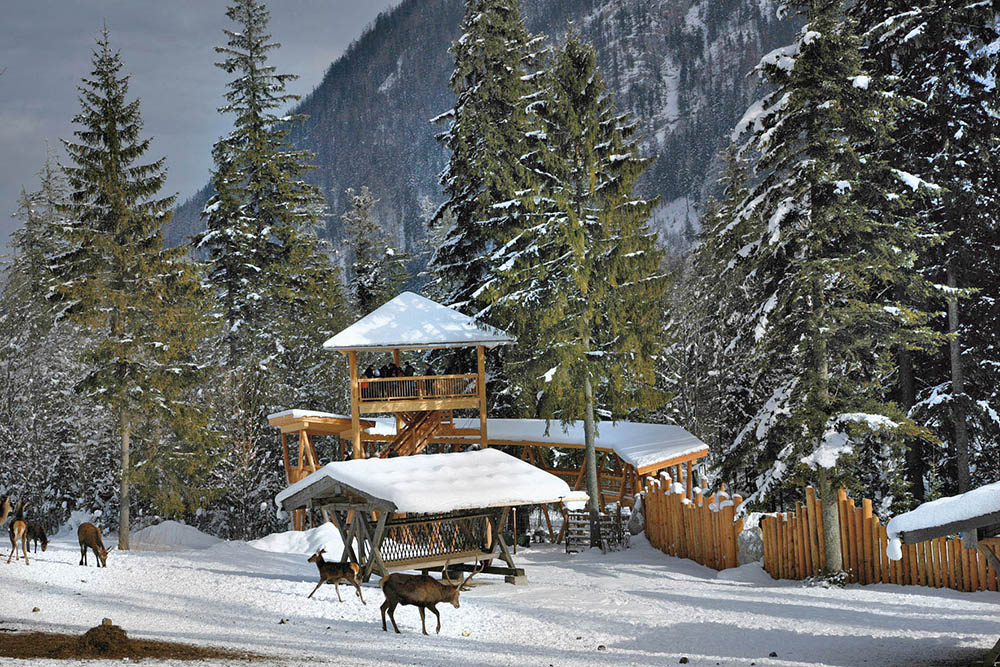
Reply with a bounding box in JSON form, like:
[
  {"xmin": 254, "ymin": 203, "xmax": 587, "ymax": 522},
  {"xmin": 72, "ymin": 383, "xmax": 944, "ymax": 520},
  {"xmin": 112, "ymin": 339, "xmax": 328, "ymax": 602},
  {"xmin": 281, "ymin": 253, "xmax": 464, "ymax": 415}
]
[
  {"xmin": 25, "ymin": 523, "xmax": 48, "ymax": 553},
  {"xmin": 78, "ymin": 522, "xmax": 110, "ymax": 567},
  {"xmin": 7, "ymin": 502, "xmax": 28, "ymax": 565},
  {"xmin": 379, "ymin": 560, "xmax": 484, "ymax": 635},
  {"xmin": 306, "ymin": 548, "xmax": 365, "ymax": 604}
]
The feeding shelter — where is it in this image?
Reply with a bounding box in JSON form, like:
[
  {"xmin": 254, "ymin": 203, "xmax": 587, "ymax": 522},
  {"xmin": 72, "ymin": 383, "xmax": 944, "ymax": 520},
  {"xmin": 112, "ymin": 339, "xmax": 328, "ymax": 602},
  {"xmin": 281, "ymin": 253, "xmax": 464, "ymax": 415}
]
[
  {"xmin": 275, "ymin": 448, "xmax": 586, "ymax": 583},
  {"xmin": 886, "ymin": 481, "xmax": 1000, "ymax": 665}
]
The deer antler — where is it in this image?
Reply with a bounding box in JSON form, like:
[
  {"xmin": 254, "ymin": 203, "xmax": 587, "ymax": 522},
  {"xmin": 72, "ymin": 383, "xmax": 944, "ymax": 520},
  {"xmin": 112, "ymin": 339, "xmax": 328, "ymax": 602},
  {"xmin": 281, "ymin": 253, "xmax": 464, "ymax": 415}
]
[
  {"xmin": 460, "ymin": 559, "xmax": 485, "ymax": 590},
  {"xmin": 442, "ymin": 559, "xmax": 456, "ymax": 585}
]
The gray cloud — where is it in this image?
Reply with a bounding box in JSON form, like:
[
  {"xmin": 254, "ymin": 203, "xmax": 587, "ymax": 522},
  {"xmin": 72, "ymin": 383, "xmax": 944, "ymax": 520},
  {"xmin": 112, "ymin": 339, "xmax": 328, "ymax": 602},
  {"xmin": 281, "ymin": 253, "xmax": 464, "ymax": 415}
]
[{"xmin": 0, "ymin": 0, "xmax": 400, "ymax": 248}]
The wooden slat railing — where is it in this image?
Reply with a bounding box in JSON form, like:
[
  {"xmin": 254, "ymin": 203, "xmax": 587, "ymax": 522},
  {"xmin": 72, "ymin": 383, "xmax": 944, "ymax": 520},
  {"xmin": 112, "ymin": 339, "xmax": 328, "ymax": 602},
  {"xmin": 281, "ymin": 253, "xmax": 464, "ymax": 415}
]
[{"xmin": 359, "ymin": 374, "xmax": 477, "ymax": 402}]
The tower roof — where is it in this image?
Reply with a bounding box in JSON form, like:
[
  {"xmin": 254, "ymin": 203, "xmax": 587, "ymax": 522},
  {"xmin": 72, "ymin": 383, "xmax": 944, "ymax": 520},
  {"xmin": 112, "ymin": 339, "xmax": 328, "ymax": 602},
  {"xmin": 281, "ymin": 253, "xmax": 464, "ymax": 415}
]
[{"xmin": 322, "ymin": 292, "xmax": 515, "ymax": 352}]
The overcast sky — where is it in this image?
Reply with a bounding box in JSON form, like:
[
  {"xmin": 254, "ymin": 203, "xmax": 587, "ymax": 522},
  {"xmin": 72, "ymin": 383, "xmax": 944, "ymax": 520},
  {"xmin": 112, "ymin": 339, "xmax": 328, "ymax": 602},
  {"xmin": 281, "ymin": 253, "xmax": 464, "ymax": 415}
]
[{"xmin": 0, "ymin": 0, "xmax": 400, "ymax": 248}]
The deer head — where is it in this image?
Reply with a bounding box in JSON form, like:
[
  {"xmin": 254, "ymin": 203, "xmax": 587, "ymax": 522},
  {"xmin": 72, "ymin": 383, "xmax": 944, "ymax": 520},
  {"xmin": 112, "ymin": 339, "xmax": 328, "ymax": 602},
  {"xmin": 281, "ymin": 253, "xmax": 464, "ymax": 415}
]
[
  {"xmin": 441, "ymin": 560, "xmax": 485, "ymax": 608},
  {"xmin": 307, "ymin": 548, "xmax": 326, "ymax": 564}
]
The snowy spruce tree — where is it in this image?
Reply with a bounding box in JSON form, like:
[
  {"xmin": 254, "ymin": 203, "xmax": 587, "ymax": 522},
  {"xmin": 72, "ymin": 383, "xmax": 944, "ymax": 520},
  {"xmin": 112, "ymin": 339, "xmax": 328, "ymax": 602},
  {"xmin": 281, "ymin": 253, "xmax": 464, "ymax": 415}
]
[
  {"xmin": 196, "ymin": 0, "xmax": 351, "ymax": 536},
  {"xmin": 429, "ymin": 0, "xmax": 540, "ymax": 312},
  {"xmin": 851, "ymin": 0, "xmax": 1000, "ymax": 497},
  {"xmin": 482, "ymin": 35, "xmax": 667, "ymax": 546},
  {"xmin": 342, "ymin": 186, "xmax": 408, "ymax": 316},
  {"xmin": 55, "ymin": 29, "xmax": 215, "ymax": 548},
  {"xmin": 714, "ymin": 3, "xmax": 945, "ymax": 572}
]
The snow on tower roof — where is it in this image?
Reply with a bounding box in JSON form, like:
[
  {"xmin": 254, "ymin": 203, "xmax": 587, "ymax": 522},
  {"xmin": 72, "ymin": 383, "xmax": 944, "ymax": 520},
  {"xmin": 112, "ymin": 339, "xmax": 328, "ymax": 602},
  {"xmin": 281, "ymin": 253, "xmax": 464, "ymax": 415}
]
[
  {"xmin": 322, "ymin": 292, "xmax": 515, "ymax": 351},
  {"xmin": 887, "ymin": 480, "xmax": 1000, "ymax": 545},
  {"xmin": 275, "ymin": 448, "xmax": 579, "ymax": 514}
]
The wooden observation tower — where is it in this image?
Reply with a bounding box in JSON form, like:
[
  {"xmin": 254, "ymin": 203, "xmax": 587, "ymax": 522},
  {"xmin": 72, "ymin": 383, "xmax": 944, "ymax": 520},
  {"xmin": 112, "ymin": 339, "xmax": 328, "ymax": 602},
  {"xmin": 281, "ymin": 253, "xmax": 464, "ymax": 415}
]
[{"xmin": 323, "ymin": 292, "xmax": 514, "ymax": 460}]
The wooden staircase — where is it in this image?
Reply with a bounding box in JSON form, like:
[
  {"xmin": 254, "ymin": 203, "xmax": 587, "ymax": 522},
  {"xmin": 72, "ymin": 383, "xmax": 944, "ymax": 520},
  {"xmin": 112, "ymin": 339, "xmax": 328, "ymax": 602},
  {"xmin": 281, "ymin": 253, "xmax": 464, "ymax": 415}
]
[{"xmin": 376, "ymin": 410, "xmax": 450, "ymax": 457}]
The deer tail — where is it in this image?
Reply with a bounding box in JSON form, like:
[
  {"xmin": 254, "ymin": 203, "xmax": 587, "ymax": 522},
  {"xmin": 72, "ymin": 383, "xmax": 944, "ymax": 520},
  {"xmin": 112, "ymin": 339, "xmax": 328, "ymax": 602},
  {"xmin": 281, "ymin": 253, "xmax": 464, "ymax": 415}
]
[{"xmin": 350, "ymin": 562, "xmax": 360, "ymax": 576}]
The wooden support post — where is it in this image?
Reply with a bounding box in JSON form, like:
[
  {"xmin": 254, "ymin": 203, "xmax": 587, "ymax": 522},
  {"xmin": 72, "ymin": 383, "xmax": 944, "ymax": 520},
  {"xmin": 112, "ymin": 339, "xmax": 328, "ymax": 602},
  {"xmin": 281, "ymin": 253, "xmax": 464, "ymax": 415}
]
[
  {"xmin": 477, "ymin": 345, "xmax": 488, "ymax": 449},
  {"xmin": 348, "ymin": 351, "xmax": 363, "ymax": 459},
  {"xmin": 685, "ymin": 460, "xmax": 693, "ymax": 499},
  {"xmin": 281, "ymin": 432, "xmax": 291, "ymax": 484},
  {"xmin": 393, "ymin": 349, "xmax": 404, "ymax": 435}
]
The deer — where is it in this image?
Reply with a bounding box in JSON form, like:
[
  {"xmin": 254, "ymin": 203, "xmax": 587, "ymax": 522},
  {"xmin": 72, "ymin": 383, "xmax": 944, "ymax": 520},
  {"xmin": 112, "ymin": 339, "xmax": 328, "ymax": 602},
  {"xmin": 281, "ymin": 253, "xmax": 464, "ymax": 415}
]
[
  {"xmin": 306, "ymin": 548, "xmax": 365, "ymax": 604},
  {"xmin": 25, "ymin": 523, "xmax": 48, "ymax": 553},
  {"xmin": 0, "ymin": 495, "xmax": 11, "ymax": 526},
  {"xmin": 7, "ymin": 502, "xmax": 28, "ymax": 565},
  {"xmin": 78, "ymin": 522, "xmax": 110, "ymax": 567},
  {"xmin": 379, "ymin": 560, "xmax": 484, "ymax": 635}
]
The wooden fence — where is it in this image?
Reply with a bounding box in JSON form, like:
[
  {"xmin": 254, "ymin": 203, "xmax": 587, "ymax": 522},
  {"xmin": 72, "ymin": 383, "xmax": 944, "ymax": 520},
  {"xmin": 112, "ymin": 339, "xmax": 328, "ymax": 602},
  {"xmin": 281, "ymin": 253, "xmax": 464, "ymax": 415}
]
[
  {"xmin": 642, "ymin": 475, "xmax": 743, "ymax": 570},
  {"xmin": 763, "ymin": 488, "xmax": 999, "ymax": 592},
  {"xmin": 644, "ymin": 480, "xmax": 999, "ymax": 593}
]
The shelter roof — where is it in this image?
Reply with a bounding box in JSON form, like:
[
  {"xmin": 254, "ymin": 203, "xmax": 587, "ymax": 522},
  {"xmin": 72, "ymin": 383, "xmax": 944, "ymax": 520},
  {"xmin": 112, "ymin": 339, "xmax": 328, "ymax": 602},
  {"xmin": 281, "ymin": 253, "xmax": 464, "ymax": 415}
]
[
  {"xmin": 363, "ymin": 417, "xmax": 709, "ymax": 473},
  {"xmin": 275, "ymin": 448, "xmax": 579, "ymax": 514},
  {"xmin": 322, "ymin": 292, "xmax": 515, "ymax": 352},
  {"xmin": 267, "ymin": 410, "xmax": 373, "ymax": 435},
  {"xmin": 887, "ymin": 480, "xmax": 1000, "ymax": 545}
]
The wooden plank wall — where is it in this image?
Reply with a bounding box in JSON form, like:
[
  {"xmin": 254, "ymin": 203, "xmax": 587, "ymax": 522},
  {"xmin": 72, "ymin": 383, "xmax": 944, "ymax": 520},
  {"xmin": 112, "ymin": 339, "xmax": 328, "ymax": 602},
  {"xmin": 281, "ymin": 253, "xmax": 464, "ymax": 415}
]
[
  {"xmin": 759, "ymin": 488, "xmax": 999, "ymax": 593},
  {"xmin": 642, "ymin": 474, "xmax": 743, "ymax": 571}
]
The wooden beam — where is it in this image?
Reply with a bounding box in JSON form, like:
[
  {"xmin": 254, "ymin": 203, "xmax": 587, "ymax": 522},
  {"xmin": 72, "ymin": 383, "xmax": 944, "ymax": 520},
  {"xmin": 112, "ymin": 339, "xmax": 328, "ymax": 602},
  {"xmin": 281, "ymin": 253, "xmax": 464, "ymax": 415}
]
[
  {"xmin": 349, "ymin": 350, "xmax": 363, "ymax": 459},
  {"xmin": 900, "ymin": 510, "xmax": 1000, "ymax": 545},
  {"xmin": 477, "ymin": 345, "xmax": 488, "ymax": 449},
  {"xmin": 358, "ymin": 397, "xmax": 481, "ymax": 414},
  {"xmin": 392, "ymin": 349, "xmax": 404, "ymax": 435}
]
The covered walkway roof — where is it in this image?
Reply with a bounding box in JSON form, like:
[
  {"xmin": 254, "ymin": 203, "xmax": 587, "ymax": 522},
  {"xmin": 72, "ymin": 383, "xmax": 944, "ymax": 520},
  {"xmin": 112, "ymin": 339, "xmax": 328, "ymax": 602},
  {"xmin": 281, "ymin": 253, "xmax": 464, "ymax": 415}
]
[{"xmin": 364, "ymin": 417, "xmax": 708, "ymax": 475}]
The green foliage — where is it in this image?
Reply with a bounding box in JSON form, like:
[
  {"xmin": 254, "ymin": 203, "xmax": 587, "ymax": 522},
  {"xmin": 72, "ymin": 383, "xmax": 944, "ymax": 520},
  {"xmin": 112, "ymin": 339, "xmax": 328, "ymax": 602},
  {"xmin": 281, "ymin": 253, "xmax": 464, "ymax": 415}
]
[
  {"xmin": 342, "ymin": 186, "xmax": 408, "ymax": 316},
  {"xmin": 54, "ymin": 29, "xmax": 217, "ymax": 526},
  {"xmin": 701, "ymin": 3, "xmax": 944, "ymax": 507},
  {"xmin": 485, "ymin": 34, "xmax": 667, "ymax": 423}
]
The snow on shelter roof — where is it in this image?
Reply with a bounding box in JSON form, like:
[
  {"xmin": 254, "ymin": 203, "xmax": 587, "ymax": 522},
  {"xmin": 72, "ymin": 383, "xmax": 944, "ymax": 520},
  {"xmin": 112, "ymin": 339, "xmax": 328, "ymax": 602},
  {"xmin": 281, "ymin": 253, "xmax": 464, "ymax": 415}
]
[
  {"xmin": 275, "ymin": 448, "xmax": 578, "ymax": 514},
  {"xmin": 887, "ymin": 480, "xmax": 1000, "ymax": 543},
  {"xmin": 322, "ymin": 292, "xmax": 515, "ymax": 352}
]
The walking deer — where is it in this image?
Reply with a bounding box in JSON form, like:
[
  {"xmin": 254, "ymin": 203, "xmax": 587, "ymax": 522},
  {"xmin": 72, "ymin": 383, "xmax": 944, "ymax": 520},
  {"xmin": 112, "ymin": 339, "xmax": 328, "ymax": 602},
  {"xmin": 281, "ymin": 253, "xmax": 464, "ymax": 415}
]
[
  {"xmin": 78, "ymin": 522, "xmax": 110, "ymax": 567},
  {"xmin": 306, "ymin": 548, "xmax": 365, "ymax": 604},
  {"xmin": 25, "ymin": 523, "xmax": 48, "ymax": 553},
  {"xmin": 379, "ymin": 560, "xmax": 484, "ymax": 635},
  {"xmin": 7, "ymin": 502, "xmax": 28, "ymax": 565}
]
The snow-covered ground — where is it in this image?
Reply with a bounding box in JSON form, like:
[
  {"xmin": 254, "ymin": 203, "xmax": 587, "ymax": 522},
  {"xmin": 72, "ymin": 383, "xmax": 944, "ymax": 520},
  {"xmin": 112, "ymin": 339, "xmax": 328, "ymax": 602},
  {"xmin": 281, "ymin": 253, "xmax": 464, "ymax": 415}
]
[{"xmin": 2, "ymin": 526, "xmax": 998, "ymax": 666}]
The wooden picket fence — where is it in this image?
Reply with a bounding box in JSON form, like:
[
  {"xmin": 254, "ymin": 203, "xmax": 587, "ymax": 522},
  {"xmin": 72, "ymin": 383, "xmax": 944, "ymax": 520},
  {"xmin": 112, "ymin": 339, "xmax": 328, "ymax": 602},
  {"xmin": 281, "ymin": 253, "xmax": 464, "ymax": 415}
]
[
  {"xmin": 642, "ymin": 475, "xmax": 743, "ymax": 570},
  {"xmin": 762, "ymin": 488, "xmax": 999, "ymax": 593},
  {"xmin": 644, "ymin": 480, "xmax": 999, "ymax": 593}
]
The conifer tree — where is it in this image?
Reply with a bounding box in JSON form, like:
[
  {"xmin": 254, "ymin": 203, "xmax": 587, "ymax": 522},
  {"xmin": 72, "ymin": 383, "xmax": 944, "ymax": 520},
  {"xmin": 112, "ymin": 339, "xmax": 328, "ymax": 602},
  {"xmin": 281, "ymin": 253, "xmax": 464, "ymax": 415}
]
[
  {"xmin": 342, "ymin": 186, "xmax": 408, "ymax": 316},
  {"xmin": 717, "ymin": 4, "xmax": 944, "ymax": 572},
  {"xmin": 851, "ymin": 0, "xmax": 1000, "ymax": 496},
  {"xmin": 429, "ymin": 0, "xmax": 541, "ymax": 313},
  {"xmin": 196, "ymin": 0, "xmax": 334, "ymax": 364},
  {"xmin": 196, "ymin": 0, "xmax": 351, "ymax": 535},
  {"xmin": 483, "ymin": 35, "xmax": 667, "ymax": 546},
  {"xmin": 55, "ymin": 29, "xmax": 215, "ymax": 548}
]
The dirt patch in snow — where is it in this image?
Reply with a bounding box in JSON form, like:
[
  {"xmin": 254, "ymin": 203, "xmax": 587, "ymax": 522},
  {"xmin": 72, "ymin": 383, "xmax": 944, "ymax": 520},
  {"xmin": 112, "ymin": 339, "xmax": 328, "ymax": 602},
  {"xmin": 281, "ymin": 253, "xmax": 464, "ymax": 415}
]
[{"xmin": 0, "ymin": 622, "xmax": 266, "ymax": 661}]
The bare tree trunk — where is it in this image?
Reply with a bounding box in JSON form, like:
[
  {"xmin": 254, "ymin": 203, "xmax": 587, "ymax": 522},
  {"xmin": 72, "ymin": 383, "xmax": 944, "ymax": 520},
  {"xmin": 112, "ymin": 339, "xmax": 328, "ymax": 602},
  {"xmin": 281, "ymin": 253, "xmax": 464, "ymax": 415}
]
[
  {"xmin": 583, "ymin": 375, "xmax": 602, "ymax": 550},
  {"xmin": 119, "ymin": 417, "xmax": 130, "ymax": 551},
  {"xmin": 899, "ymin": 347, "xmax": 924, "ymax": 501},
  {"xmin": 813, "ymin": 289, "xmax": 841, "ymax": 573},
  {"xmin": 947, "ymin": 268, "xmax": 971, "ymax": 493},
  {"xmin": 818, "ymin": 468, "xmax": 842, "ymax": 573}
]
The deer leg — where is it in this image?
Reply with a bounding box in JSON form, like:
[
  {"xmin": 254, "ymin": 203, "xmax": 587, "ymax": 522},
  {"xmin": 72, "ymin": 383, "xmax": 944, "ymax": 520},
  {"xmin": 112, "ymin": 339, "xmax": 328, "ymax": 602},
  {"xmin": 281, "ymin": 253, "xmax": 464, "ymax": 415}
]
[
  {"xmin": 353, "ymin": 580, "xmax": 366, "ymax": 605},
  {"xmin": 334, "ymin": 582, "xmax": 343, "ymax": 603},
  {"xmin": 387, "ymin": 601, "xmax": 400, "ymax": 633},
  {"xmin": 307, "ymin": 580, "xmax": 324, "ymax": 599},
  {"xmin": 20, "ymin": 535, "xmax": 27, "ymax": 566},
  {"xmin": 80, "ymin": 544, "xmax": 86, "ymax": 566},
  {"xmin": 430, "ymin": 605, "xmax": 441, "ymax": 634},
  {"xmin": 418, "ymin": 606, "xmax": 428, "ymax": 635}
]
